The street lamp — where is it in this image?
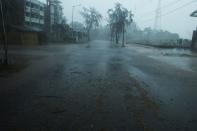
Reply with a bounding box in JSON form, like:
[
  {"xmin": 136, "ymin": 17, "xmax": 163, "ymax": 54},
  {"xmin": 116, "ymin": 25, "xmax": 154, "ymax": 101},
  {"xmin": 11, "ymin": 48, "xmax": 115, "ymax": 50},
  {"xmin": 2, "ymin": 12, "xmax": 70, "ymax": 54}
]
[{"xmin": 71, "ymin": 4, "xmax": 81, "ymax": 38}]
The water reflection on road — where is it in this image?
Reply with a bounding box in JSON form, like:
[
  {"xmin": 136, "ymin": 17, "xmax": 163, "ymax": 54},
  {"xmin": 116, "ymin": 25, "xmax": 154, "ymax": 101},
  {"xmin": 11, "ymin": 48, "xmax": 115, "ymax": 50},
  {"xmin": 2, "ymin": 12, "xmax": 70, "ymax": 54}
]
[
  {"xmin": 128, "ymin": 44, "xmax": 197, "ymax": 72},
  {"xmin": 127, "ymin": 43, "xmax": 197, "ymax": 131}
]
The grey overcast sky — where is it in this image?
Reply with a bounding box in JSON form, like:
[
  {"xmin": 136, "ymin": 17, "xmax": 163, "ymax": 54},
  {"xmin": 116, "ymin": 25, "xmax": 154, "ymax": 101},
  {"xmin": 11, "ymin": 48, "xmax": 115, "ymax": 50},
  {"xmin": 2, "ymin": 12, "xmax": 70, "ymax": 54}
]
[{"xmin": 41, "ymin": 0, "xmax": 197, "ymax": 39}]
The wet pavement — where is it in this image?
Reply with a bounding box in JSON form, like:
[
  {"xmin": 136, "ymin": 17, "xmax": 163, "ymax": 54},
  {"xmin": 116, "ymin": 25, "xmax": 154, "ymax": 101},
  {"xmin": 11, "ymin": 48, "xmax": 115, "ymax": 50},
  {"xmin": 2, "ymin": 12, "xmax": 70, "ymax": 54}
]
[{"xmin": 0, "ymin": 40, "xmax": 197, "ymax": 131}]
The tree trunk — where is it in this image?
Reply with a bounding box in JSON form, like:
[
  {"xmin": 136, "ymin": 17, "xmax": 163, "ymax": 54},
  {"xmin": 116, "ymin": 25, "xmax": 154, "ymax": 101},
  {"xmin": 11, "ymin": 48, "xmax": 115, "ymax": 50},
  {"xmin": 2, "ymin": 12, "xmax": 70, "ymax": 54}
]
[
  {"xmin": 116, "ymin": 32, "xmax": 118, "ymax": 44},
  {"xmin": 110, "ymin": 25, "xmax": 113, "ymax": 42},
  {"xmin": 87, "ymin": 30, "xmax": 90, "ymax": 41},
  {"xmin": 0, "ymin": 0, "xmax": 8, "ymax": 65},
  {"xmin": 110, "ymin": 30, "xmax": 113, "ymax": 42},
  {"xmin": 122, "ymin": 26, "xmax": 125, "ymax": 47}
]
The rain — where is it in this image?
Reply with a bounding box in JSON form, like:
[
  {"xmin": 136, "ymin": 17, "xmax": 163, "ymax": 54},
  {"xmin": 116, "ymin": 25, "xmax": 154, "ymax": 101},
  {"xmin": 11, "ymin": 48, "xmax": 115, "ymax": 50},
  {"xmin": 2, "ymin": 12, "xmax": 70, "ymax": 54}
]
[{"xmin": 0, "ymin": 0, "xmax": 197, "ymax": 130}]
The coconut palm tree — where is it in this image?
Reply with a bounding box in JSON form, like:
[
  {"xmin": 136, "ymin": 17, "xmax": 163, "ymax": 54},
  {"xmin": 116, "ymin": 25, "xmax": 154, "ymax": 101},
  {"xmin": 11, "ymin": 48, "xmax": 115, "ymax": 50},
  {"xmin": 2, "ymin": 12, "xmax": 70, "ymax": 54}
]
[{"xmin": 107, "ymin": 3, "xmax": 133, "ymax": 46}]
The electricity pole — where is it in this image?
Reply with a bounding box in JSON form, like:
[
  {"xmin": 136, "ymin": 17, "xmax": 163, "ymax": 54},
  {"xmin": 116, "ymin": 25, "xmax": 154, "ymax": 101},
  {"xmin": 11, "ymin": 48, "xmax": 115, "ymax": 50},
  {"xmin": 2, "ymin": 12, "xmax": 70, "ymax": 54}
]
[
  {"xmin": 0, "ymin": 0, "xmax": 8, "ymax": 65},
  {"xmin": 154, "ymin": 0, "xmax": 162, "ymax": 30}
]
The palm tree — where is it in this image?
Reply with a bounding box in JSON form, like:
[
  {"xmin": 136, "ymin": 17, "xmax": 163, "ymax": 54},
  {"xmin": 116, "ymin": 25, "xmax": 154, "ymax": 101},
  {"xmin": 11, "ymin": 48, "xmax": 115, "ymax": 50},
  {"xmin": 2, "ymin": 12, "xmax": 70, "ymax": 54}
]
[{"xmin": 107, "ymin": 3, "xmax": 133, "ymax": 46}]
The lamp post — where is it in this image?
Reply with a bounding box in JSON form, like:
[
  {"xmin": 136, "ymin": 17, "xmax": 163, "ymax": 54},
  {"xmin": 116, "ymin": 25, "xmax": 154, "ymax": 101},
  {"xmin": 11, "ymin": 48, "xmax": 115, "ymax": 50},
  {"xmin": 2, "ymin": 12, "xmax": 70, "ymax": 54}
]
[
  {"xmin": 71, "ymin": 4, "xmax": 81, "ymax": 38},
  {"xmin": 0, "ymin": 0, "xmax": 8, "ymax": 65}
]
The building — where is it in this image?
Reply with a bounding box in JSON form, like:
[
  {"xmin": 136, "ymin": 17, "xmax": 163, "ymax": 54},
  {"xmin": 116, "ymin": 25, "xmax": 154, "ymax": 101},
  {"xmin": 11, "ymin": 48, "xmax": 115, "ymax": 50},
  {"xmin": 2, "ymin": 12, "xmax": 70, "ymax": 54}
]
[
  {"xmin": 50, "ymin": 0, "xmax": 63, "ymax": 26},
  {"xmin": 0, "ymin": 0, "xmax": 46, "ymax": 45},
  {"xmin": 45, "ymin": 0, "xmax": 63, "ymax": 33},
  {"xmin": 1, "ymin": 0, "xmax": 65, "ymax": 43},
  {"xmin": 24, "ymin": 0, "xmax": 45, "ymax": 31},
  {"xmin": 0, "ymin": 0, "xmax": 46, "ymax": 30},
  {"xmin": 45, "ymin": 0, "xmax": 64, "ymax": 41}
]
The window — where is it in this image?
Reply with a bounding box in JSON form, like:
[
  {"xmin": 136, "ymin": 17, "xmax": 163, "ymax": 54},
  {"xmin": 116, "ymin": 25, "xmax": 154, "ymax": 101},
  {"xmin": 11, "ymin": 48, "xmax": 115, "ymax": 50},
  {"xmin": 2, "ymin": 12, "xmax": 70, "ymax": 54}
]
[
  {"xmin": 26, "ymin": 12, "xmax": 30, "ymax": 17},
  {"xmin": 40, "ymin": 7, "xmax": 44, "ymax": 11},
  {"xmin": 26, "ymin": 2, "xmax": 30, "ymax": 7},
  {"xmin": 25, "ymin": 22, "xmax": 30, "ymax": 25}
]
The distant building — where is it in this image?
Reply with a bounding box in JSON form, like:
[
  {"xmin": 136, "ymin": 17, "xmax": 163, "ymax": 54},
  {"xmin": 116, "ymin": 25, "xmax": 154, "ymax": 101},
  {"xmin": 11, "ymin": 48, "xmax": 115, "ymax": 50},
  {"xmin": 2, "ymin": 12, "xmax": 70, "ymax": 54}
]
[{"xmin": 24, "ymin": 0, "xmax": 46, "ymax": 31}]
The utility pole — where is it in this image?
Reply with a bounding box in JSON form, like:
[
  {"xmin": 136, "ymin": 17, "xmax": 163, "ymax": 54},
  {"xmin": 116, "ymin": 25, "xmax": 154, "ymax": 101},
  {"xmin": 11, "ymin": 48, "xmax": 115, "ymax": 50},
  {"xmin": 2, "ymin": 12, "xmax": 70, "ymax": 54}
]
[
  {"xmin": 154, "ymin": 0, "xmax": 162, "ymax": 30},
  {"xmin": 0, "ymin": 0, "xmax": 8, "ymax": 65}
]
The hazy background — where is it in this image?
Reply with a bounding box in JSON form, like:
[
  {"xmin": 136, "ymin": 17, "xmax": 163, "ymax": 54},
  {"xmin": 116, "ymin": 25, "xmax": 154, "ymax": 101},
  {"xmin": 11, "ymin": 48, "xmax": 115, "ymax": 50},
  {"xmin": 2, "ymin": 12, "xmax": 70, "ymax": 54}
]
[{"xmin": 41, "ymin": 0, "xmax": 197, "ymax": 39}]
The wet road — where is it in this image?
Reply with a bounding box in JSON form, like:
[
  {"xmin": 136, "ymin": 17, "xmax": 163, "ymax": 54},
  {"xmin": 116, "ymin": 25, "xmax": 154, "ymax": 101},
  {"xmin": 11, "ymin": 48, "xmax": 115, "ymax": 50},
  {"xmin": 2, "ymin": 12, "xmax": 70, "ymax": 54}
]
[{"xmin": 1, "ymin": 40, "xmax": 197, "ymax": 131}]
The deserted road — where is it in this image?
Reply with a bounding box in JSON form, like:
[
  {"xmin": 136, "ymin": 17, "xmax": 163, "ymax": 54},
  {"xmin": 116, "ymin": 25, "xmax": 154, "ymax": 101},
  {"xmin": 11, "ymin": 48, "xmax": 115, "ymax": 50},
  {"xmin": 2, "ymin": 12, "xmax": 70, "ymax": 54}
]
[{"xmin": 1, "ymin": 40, "xmax": 197, "ymax": 131}]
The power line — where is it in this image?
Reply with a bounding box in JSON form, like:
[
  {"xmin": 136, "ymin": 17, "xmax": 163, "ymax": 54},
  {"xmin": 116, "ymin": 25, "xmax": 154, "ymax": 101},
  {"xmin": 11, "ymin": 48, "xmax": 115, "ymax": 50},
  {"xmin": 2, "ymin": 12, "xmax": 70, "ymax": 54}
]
[
  {"xmin": 140, "ymin": 0, "xmax": 197, "ymax": 24},
  {"xmin": 139, "ymin": 0, "xmax": 184, "ymax": 17},
  {"xmin": 162, "ymin": 0, "xmax": 184, "ymax": 9},
  {"xmin": 162, "ymin": 0, "xmax": 197, "ymax": 17}
]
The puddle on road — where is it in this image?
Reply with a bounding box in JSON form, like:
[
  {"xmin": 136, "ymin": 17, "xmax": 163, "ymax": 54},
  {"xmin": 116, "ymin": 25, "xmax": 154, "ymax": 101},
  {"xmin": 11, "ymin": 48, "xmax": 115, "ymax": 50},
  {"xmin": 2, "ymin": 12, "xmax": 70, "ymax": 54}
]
[
  {"xmin": 130, "ymin": 45, "xmax": 197, "ymax": 72},
  {"xmin": 148, "ymin": 48, "xmax": 197, "ymax": 72},
  {"xmin": 159, "ymin": 48, "xmax": 197, "ymax": 57}
]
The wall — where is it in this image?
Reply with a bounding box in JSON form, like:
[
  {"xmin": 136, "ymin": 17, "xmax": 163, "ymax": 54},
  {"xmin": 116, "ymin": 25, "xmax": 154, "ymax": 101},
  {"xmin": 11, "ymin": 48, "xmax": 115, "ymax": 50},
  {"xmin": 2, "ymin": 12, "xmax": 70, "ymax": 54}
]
[{"xmin": 5, "ymin": 32, "xmax": 39, "ymax": 45}]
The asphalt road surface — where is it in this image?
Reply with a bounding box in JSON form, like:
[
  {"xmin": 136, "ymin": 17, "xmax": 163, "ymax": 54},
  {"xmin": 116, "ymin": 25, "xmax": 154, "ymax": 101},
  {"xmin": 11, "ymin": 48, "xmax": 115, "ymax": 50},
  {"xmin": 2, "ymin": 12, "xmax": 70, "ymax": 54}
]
[{"xmin": 1, "ymin": 40, "xmax": 197, "ymax": 131}]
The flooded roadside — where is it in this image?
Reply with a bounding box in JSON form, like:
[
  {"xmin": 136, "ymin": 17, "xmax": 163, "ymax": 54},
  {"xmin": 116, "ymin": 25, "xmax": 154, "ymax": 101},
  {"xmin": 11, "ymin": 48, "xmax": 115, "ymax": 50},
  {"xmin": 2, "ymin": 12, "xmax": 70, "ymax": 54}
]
[{"xmin": 128, "ymin": 44, "xmax": 197, "ymax": 72}]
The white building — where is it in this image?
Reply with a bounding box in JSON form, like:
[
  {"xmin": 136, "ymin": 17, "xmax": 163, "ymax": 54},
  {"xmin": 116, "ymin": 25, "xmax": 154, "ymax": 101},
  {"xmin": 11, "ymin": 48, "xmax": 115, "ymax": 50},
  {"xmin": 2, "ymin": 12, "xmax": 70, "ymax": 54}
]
[{"xmin": 24, "ymin": 0, "xmax": 45, "ymax": 30}]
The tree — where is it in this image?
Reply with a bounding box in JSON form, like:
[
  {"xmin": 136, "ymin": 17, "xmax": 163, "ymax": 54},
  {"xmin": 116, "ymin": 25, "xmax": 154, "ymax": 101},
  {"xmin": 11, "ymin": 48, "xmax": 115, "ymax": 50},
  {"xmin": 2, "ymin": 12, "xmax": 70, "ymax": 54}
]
[
  {"xmin": 107, "ymin": 3, "xmax": 133, "ymax": 46},
  {"xmin": 0, "ymin": 0, "xmax": 25, "ymax": 64},
  {"xmin": 80, "ymin": 7, "xmax": 102, "ymax": 41}
]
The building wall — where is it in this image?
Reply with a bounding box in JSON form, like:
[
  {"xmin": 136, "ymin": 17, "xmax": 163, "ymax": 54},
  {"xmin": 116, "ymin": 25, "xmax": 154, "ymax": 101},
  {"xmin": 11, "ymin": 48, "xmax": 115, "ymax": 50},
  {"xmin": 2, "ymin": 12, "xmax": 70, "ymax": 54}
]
[
  {"xmin": 24, "ymin": 0, "xmax": 45, "ymax": 30},
  {"xmin": 4, "ymin": 32, "xmax": 39, "ymax": 45}
]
